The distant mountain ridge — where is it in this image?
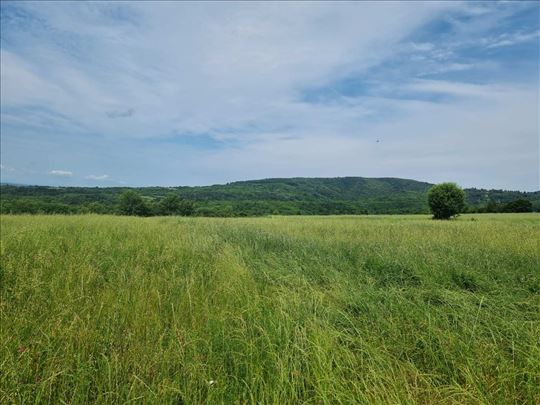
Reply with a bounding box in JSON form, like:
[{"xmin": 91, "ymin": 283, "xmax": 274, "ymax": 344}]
[{"xmin": 1, "ymin": 177, "xmax": 539, "ymax": 215}]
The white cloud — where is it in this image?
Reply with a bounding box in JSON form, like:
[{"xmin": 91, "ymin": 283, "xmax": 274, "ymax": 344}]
[
  {"xmin": 0, "ymin": 2, "xmax": 455, "ymax": 139},
  {"xmin": 0, "ymin": 2, "xmax": 538, "ymax": 190},
  {"xmin": 404, "ymin": 79, "xmax": 511, "ymax": 98},
  {"xmin": 485, "ymin": 30, "xmax": 540, "ymax": 49},
  {"xmin": 85, "ymin": 174, "xmax": 109, "ymax": 180},
  {"xmin": 191, "ymin": 82, "xmax": 539, "ymax": 190},
  {"xmin": 409, "ymin": 42, "xmax": 436, "ymax": 52},
  {"xmin": 48, "ymin": 170, "xmax": 73, "ymax": 177}
]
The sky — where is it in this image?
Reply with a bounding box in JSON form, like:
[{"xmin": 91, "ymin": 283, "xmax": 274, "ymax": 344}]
[{"xmin": 0, "ymin": 1, "xmax": 539, "ymax": 190}]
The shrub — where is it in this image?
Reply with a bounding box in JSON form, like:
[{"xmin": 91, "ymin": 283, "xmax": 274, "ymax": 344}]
[
  {"xmin": 158, "ymin": 194, "xmax": 195, "ymax": 216},
  {"xmin": 502, "ymin": 198, "xmax": 533, "ymax": 213},
  {"xmin": 428, "ymin": 182, "xmax": 465, "ymax": 219},
  {"xmin": 117, "ymin": 190, "xmax": 150, "ymax": 216}
]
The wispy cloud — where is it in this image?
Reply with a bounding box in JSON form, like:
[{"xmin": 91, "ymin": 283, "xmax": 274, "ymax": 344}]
[
  {"xmin": 485, "ymin": 30, "xmax": 540, "ymax": 49},
  {"xmin": 0, "ymin": 1, "xmax": 538, "ymax": 190},
  {"xmin": 85, "ymin": 174, "xmax": 109, "ymax": 180},
  {"xmin": 0, "ymin": 2, "xmax": 455, "ymax": 139},
  {"xmin": 404, "ymin": 79, "xmax": 508, "ymax": 98},
  {"xmin": 48, "ymin": 170, "xmax": 73, "ymax": 177}
]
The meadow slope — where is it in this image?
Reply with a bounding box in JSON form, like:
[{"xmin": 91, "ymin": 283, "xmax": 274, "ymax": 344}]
[{"xmin": 1, "ymin": 214, "xmax": 539, "ymax": 404}]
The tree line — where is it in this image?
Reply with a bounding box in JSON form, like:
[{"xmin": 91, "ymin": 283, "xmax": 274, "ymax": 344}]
[
  {"xmin": 473, "ymin": 198, "xmax": 533, "ymax": 213},
  {"xmin": 0, "ymin": 190, "xmax": 195, "ymax": 217},
  {"xmin": 428, "ymin": 183, "xmax": 533, "ymax": 219},
  {"xmin": 1, "ymin": 178, "xmax": 537, "ymax": 217},
  {"xmin": 117, "ymin": 191, "xmax": 195, "ymax": 216},
  {"xmin": 0, "ymin": 187, "xmax": 534, "ymax": 217}
]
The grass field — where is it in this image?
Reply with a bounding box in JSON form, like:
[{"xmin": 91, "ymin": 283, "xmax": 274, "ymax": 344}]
[{"xmin": 1, "ymin": 214, "xmax": 539, "ymax": 404}]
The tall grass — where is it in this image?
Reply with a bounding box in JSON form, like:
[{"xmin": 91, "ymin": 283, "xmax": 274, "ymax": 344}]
[{"xmin": 1, "ymin": 214, "xmax": 539, "ymax": 404}]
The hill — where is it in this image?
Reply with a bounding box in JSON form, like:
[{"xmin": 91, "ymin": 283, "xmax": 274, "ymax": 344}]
[{"xmin": 1, "ymin": 177, "xmax": 539, "ymax": 216}]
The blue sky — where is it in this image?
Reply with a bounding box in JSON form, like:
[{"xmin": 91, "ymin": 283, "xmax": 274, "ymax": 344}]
[{"xmin": 1, "ymin": 1, "xmax": 539, "ymax": 190}]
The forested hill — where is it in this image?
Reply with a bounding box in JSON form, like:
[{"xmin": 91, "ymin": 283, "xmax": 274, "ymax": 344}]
[{"xmin": 1, "ymin": 177, "xmax": 539, "ymax": 216}]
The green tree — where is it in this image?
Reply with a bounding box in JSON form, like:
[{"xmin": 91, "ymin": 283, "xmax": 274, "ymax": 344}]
[
  {"xmin": 502, "ymin": 198, "xmax": 533, "ymax": 213},
  {"xmin": 178, "ymin": 199, "xmax": 195, "ymax": 216},
  {"xmin": 158, "ymin": 194, "xmax": 180, "ymax": 215},
  {"xmin": 83, "ymin": 202, "xmax": 108, "ymax": 214},
  {"xmin": 158, "ymin": 194, "xmax": 195, "ymax": 216},
  {"xmin": 117, "ymin": 190, "xmax": 150, "ymax": 216},
  {"xmin": 485, "ymin": 200, "xmax": 500, "ymax": 213},
  {"xmin": 428, "ymin": 182, "xmax": 466, "ymax": 219}
]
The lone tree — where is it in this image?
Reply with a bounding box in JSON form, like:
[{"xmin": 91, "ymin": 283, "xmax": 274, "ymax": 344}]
[
  {"xmin": 118, "ymin": 190, "xmax": 150, "ymax": 216},
  {"xmin": 428, "ymin": 182, "xmax": 465, "ymax": 219}
]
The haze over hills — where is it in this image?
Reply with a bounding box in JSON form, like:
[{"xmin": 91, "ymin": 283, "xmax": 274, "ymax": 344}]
[{"xmin": 1, "ymin": 177, "xmax": 538, "ymax": 216}]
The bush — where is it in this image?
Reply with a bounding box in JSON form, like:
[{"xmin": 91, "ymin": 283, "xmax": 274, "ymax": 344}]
[
  {"xmin": 117, "ymin": 190, "xmax": 150, "ymax": 216},
  {"xmin": 502, "ymin": 198, "xmax": 533, "ymax": 213},
  {"xmin": 157, "ymin": 194, "xmax": 195, "ymax": 216},
  {"xmin": 428, "ymin": 182, "xmax": 465, "ymax": 219}
]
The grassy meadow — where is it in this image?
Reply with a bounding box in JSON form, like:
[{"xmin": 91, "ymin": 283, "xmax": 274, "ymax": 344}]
[{"xmin": 1, "ymin": 213, "xmax": 539, "ymax": 404}]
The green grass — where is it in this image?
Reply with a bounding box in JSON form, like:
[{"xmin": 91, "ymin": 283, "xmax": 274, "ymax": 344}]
[{"xmin": 1, "ymin": 214, "xmax": 539, "ymax": 404}]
